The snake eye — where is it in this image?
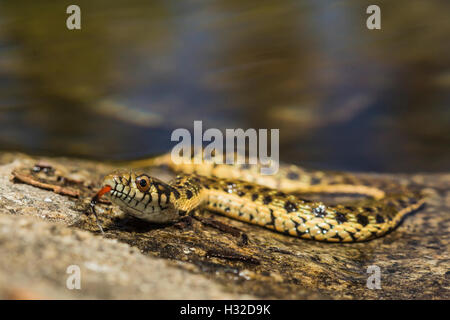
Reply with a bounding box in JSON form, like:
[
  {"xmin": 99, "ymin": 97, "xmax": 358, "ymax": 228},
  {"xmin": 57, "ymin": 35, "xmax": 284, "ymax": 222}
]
[{"xmin": 136, "ymin": 175, "xmax": 150, "ymax": 192}]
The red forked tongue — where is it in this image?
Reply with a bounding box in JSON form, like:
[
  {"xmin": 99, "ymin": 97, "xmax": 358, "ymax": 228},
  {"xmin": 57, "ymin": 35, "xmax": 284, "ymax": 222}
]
[
  {"xmin": 89, "ymin": 185, "xmax": 112, "ymax": 234},
  {"xmin": 93, "ymin": 185, "xmax": 112, "ymax": 202}
]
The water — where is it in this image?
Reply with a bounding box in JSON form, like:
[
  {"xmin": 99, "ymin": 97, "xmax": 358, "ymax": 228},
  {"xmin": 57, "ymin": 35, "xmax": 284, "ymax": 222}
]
[{"xmin": 0, "ymin": 0, "xmax": 449, "ymax": 172}]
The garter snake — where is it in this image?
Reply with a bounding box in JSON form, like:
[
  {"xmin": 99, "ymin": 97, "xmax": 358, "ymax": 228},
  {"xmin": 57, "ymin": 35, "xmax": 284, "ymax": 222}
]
[{"xmin": 91, "ymin": 152, "xmax": 425, "ymax": 242}]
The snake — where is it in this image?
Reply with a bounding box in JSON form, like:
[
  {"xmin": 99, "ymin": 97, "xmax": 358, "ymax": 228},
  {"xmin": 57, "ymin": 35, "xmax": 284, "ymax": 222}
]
[{"xmin": 91, "ymin": 152, "xmax": 425, "ymax": 242}]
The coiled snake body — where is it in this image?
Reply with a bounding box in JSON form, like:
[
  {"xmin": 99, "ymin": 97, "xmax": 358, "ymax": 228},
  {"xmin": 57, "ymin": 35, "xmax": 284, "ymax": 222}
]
[{"xmin": 95, "ymin": 152, "xmax": 425, "ymax": 242}]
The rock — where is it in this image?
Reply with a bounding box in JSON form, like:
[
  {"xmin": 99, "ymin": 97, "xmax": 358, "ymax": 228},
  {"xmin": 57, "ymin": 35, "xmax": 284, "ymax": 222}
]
[
  {"xmin": 0, "ymin": 155, "xmax": 252, "ymax": 299},
  {"xmin": 0, "ymin": 152, "xmax": 448, "ymax": 299}
]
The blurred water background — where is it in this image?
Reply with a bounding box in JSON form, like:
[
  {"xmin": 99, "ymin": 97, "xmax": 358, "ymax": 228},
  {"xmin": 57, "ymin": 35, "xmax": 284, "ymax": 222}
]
[{"xmin": 0, "ymin": 0, "xmax": 449, "ymax": 172}]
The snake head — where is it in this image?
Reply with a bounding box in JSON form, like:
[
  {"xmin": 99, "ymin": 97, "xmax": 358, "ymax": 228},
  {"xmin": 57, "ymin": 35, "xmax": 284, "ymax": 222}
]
[{"xmin": 101, "ymin": 170, "xmax": 180, "ymax": 223}]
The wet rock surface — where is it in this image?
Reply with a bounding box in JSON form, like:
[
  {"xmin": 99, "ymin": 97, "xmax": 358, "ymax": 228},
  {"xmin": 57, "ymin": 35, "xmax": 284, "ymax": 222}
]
[{"xmin": 0, "ymin": 153, "xmax": 448, "ymax": 299}]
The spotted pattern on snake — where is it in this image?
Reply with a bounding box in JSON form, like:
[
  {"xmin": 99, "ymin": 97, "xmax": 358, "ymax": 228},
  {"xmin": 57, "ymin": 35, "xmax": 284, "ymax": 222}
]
[{"xmin": 97, "ymin": 152, "xmax": 425, "ymax": 242}]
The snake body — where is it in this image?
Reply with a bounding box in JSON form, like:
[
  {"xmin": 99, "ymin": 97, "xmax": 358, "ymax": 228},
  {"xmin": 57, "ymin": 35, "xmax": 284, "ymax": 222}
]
[{"xmin": 99, "ymin": 152, "xmax": 425, "ymax": 242}]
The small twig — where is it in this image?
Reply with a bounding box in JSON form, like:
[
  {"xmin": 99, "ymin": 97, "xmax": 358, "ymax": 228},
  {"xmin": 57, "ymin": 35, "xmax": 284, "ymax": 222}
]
[
  {"xmin": 173, "ymin": 216, "xmax": 193, "ymax": 229},
  {"xmin": 192, "ymin": 215, "xmax": 241, "ymax": 237},
  {"xmin": 11, "ymin": 170, "xmax": 80, "ymax": 198},
  {"xmin": 206, "ymin": 248, "xmax": 260, "ymax": 265},
  {"xmin": 89, "ymin": 200, "xmax": 105, "ymax": 235},
  {"xmin": 192, "ymin": 215, "xmax": 248, "ymax": 245}
]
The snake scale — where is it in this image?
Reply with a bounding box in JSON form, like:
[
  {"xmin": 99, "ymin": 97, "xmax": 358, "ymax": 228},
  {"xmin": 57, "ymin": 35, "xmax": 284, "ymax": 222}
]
[{"xmin": 92, "ymin": 152, "xmax": 425, "ymax": 242}]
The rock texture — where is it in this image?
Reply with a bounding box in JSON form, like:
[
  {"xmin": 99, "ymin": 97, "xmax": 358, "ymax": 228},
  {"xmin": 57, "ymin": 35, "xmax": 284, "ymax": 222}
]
[{"xmin": 0, "ymin": 153, "xmax": 448, "ymax": 299}]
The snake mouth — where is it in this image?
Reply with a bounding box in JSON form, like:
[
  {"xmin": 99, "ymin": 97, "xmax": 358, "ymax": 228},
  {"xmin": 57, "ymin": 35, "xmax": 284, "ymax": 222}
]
[
  {"xmin": 109, "ymin": 188, "xmax": 175, "ymax": 220},
  {"xmin": 106, "ymin": 181, "xmax": 156, "ymax": 212},
  {"xmin": 110, "ymin": 188, "xmax": 135, "ymax": 204}
]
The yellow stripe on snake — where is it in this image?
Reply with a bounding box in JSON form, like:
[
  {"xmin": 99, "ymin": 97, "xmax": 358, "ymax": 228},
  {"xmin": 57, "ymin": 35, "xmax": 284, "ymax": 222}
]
[{"xmin": 96, "ymin": 152, "xmax": 425, "ymax": 242}]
